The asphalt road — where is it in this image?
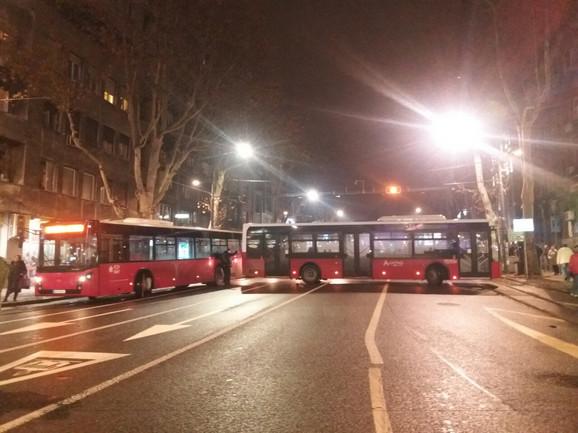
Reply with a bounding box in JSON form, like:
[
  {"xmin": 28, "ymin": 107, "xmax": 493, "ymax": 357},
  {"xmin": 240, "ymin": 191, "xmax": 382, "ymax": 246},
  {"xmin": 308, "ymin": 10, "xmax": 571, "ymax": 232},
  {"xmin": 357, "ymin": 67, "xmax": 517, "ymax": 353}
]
[{"xmin": 0, "ymin": 279, "xmax": 577, "ymax": 433}]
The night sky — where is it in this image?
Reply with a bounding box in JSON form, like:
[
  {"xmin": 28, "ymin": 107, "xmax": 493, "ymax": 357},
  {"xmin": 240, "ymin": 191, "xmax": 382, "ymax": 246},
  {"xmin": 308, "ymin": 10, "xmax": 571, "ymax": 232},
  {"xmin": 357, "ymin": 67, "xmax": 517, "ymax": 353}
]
[{"xmin": 264, "ymin": 0, "xmax": 473, "ymax": 202}]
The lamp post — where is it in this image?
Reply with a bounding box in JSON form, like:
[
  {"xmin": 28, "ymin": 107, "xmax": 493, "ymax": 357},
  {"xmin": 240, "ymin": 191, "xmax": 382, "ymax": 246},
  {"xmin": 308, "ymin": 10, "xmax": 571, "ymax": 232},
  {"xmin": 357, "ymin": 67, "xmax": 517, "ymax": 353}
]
[{"xmin": 429, "ymin": 111, "xmax": 507, "ymax": 272}]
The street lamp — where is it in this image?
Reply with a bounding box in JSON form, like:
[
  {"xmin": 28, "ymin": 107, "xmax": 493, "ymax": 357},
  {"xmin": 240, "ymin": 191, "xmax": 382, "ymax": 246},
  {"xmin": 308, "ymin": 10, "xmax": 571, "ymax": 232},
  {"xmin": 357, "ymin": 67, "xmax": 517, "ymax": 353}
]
[
  {"xmin": 336, "ymin": 209, "xmax": 345, "ymax": 218},
  {"xmin": 306, "ymin": 189, "xmax": 320, "ymax": 202},
  {"xmin": 429, "ymin": 111, "xmax": 484, "ymax": 151},
  {"xmin": 415, "ymin": 207, "xmax": 422, "ymax": 214},
  {"xmin": 192, "ymin": 179, "xmax": 201, "ymax": 187},
  {"xmin": 235, "ymin": 141, "xmax": 254, "ymax": 159}
]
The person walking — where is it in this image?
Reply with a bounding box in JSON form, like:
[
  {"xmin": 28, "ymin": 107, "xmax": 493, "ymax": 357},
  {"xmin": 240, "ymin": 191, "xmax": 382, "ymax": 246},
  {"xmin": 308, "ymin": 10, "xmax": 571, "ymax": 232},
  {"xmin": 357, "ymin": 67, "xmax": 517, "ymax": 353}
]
[
  {"xmin": 217, "ymin": 248, "xmax": 237, "ymax": 287},
  {"xmin": 547, "ymin": 245, "xmax": 558, "ymax": 274},
  {"xmin": 0, "ymin": 256, "xmax": 10, "ymax": 304},
  {"xmin": 3, "ymin": 255, "xmax": 27, "ymax": 302},
  {"xmin": 557, "ymin": 244, "xmax": 573, "ymax": 280},
  {"xmin": 568, "ymin": 246, "xmax": 578, "ymax": 297}
]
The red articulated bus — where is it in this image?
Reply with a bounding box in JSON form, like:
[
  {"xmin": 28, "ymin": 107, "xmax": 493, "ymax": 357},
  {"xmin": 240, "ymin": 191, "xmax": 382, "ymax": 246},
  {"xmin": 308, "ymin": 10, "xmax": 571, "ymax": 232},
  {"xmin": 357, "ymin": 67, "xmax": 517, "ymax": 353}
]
[
  {"xmin": 242, "ymin": 216, "xmax": 500, "ymax": 285},
  {"xmin": 35, "ymin": 219, "xmax": 241, "ymax": 299}
]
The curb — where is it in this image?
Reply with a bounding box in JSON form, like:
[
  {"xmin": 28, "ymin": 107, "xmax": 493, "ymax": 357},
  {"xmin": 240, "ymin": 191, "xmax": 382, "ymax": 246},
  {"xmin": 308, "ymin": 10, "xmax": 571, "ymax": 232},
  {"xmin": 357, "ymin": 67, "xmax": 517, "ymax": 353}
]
[{"xmin": 494, "ymin": 279, "xmax": 578, "ymax": 326}]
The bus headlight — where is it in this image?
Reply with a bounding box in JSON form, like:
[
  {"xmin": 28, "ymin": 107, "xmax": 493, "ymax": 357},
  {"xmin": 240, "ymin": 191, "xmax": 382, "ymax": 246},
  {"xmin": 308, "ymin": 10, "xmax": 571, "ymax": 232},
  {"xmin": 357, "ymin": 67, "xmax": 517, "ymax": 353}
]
[
  {"xmin": 33, "ymin": 276, "xmax": 43, "ymax": 284},
  {"xmin": 78, "ymin": 275, "xmax": 87, "ymax": 283}
]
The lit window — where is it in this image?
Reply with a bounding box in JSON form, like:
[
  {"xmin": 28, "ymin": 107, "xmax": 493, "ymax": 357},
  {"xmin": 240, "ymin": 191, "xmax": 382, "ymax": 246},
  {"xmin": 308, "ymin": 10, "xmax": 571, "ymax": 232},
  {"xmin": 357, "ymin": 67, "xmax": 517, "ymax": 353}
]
[{"xmin": 103, "ymin": 78, "xmax": 116, "ymax": 104}]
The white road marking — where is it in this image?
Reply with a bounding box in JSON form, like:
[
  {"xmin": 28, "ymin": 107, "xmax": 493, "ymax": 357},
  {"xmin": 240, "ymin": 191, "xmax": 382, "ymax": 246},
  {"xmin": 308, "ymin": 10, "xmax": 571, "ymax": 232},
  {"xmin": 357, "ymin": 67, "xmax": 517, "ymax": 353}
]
[
  {"xmin": 487, "ymin": 309, "xmax": 578, "ymax": 360},
  {"xmin": 0, "ymin": 291, "xmax": 234, "ymax": 355},
  {"xmin": 0, "ymin": 351, "xmax": 128, "ymax": 386},
  {"xmin": 485, "ymin": 307, "xmax": 565, "ymax": 322},
  {"xmin": 0, "ymin": 309, "xmax": 132, "ymax": 335},
  {"xmin": 364, "ymin": 284, "xmax": 393, "ymax": 433},
  {"xmin": 0, "ymin": 283, "xmax": 326, "ymax": 432},
  {"xmin": 0, "ymin": 284, "xmax": 209, "ymax": 326},
  {"xmin": 124, "ymin": 301, "xmax": 247, "ymax": 341},
  {"xmin": 429, "ymin": 348, "xmax": 500, "ymax": 401},
  {"xmin": 560, "ymin": 301, "xmax": 578, "ymax": 309},
  {"xmin": 241, "ymin": 283, "xmax": 269, "ymax": 293}
]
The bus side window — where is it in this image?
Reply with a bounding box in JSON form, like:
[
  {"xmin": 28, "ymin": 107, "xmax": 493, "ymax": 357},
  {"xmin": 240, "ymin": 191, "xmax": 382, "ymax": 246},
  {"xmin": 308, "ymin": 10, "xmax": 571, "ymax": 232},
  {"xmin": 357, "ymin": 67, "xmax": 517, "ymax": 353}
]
[
  {"xmin": 128, "ymin": 235, "xmax": 153, "ymax": 261},
  {"xmin": 155, "ymin": 236, "xmax": 176, "ymax": 260},
  {"xmin": 195, "ymin": 238, "xmax": 210, "ymax": 258},
  {"xmin": 247, "ymin": 232, "xmax": 263, "ymax": 258},
  {"xmin": 177, "ymin": 238, "xmax": 193, "ymax": 260},
  {"xmin": 211, "ymin": 238, "xmax": 227, "ymax": 254},
  {"xmin": 291, "ymin": 233, "xmax": 313, "ymax": 254},
  {"xmin": 100, "ymin": 234, "xmax": 127, "ymax": 263}
]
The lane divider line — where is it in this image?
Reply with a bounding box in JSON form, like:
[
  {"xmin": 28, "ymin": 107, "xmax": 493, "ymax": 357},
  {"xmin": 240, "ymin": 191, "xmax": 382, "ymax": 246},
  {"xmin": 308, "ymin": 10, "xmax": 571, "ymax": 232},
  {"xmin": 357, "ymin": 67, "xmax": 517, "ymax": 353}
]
[
  {"xmin": 0, "ymin": 291, "xmax": 236, "ymax": 355},
  {"xmin": 0, "ymin": 282, "xmax": 326, "ymax": 433},
  {"xmin": 429, "ymin": 348, "xmax": 501, "ymax": 401},
  {"xmin": 487, "ymin": 308, "xmax": 578, "ymax": 360},
  {"xmin": 364, "ymin": 284, "xmax": 393, "ymax": 433},
  {"xmin": 485, "ymin": 307, "xmax": 566, "ymax": 322}
]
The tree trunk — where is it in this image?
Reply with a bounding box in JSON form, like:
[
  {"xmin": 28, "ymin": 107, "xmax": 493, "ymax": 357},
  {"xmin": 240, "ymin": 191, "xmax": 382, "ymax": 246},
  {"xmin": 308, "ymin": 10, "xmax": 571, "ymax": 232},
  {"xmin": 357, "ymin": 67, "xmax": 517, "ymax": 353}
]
[
  {"xmin": 519, "ymin": 124, "xmax": 539, "ymax": 276},
  {"xmin": 473, "ymin": 152, "xmax": 505, "ymax": 270},
  {"xmin": 209, "ymin": 168, "xmax": 226, "ymax": 229},
  {"xmin": 137, "ymin": 190, "xmax": 156, "ymax": 219}
]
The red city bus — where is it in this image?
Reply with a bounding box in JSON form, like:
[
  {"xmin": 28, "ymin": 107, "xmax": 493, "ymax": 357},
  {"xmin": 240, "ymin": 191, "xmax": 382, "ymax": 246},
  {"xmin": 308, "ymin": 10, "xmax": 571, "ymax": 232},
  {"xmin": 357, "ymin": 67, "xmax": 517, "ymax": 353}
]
[
  {"xmin": 242, "ymin": 216, "xmax": 500, "ymax": 285},
  {"xmin": 35, "ymin": 219, "xmax": 242, "ymax": 299}
]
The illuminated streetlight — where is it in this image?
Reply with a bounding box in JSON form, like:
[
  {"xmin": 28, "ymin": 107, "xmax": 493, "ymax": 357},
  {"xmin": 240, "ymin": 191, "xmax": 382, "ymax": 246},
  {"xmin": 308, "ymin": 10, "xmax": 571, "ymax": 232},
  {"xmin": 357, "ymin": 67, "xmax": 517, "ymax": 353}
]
[
  {"xmin": 512, "ymin": 148, "xmax": 523, "ymax": 157},
  {"xmin": 429, "ymin": 111, "xmax": 484, "ymax": 151},
  {"xmin": 306, "ymin": 189, "xmax": 320, "ymax": 202},
  {"xmin": 415, "ymin": 207, "xmax": 422, "ymax": 214},
  {"xmin": 192, "ymin": 179, "xmax": 201, "ymax": 187},
  {"xmin": 385, "ymin": 185, "xmax": 401, "ymax": 195},
  {"xmin": 235, "ymin": 141, "xmax": 254, "ymax": 159},
  {"xmin": 283, "ymin": 210, "xmax": 289, "ymax": 217},
  {"xmin": 336, "ymin": 209, "xmax": 345, "ymax": 218}
]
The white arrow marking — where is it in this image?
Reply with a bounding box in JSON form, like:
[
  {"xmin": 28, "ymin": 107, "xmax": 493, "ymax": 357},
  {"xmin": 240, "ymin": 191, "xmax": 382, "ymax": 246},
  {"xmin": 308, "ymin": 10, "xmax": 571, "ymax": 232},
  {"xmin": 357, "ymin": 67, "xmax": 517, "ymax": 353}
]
[
  {"xmin": 124, "ymin": 304, "xmax": 242, "ymax": 341},
  {"xmin": 0, "ymin": 309, "xmax": 131, "ymax": 335},
  {"xmin": 0, "ymin": 351, "xmax": 129, "ymax": 386}
]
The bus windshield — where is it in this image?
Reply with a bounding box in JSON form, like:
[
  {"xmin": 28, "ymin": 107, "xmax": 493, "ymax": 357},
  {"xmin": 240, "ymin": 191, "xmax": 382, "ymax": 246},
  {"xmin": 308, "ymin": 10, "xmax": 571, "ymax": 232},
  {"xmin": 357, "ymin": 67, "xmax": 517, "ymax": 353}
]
[{"xmin": 40, "ymin": 235, "xmax": 97, "ymax": 268}]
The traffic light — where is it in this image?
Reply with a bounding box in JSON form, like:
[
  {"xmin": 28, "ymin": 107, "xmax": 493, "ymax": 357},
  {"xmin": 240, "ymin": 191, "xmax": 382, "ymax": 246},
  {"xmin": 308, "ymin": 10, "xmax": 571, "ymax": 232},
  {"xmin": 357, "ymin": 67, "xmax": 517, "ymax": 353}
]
[{"xmin": 385, "ymin": 185, "xmax": 401, "ymax": 195}]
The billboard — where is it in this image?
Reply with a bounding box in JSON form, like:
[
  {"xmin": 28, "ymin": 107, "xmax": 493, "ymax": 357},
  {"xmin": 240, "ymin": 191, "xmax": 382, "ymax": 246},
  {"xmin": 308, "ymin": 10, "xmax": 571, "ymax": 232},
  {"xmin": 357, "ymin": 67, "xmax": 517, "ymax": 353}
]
[{"xmin": 513, "ymin": 218, "xmax": 534, "ymax": 233}]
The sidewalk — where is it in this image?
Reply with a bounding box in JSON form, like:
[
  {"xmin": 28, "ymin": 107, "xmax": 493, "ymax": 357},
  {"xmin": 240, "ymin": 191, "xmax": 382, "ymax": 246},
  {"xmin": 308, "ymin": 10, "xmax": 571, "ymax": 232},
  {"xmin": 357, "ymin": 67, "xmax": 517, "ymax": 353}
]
[
  {"xmin": 497, "ymin": 272, "xmax": 578, "ymax": 324},
  {"xmin": 0, "ymin": 287, "xmax": 66, "ymax": 308}
]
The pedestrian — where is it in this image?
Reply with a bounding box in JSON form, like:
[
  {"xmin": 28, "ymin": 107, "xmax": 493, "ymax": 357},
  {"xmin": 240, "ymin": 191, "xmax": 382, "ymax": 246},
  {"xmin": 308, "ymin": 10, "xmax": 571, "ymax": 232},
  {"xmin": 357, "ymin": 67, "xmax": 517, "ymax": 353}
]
[
  {"xmin": 557, "ymin": 244, "xmax": 573, "ymax": 280},
  {"xmin": 568, "ymin": 246, "xmax": 578, "ymax": 297},
  {"xmin": 217, "ymin": 248, "xmax": 237, "ymax": 287},
  {"xmin": 547, "ymin": 245, "xmax": 558, "ymax": 273},
  {"xmin": 3, "ymin": 255, "xmax": 28, "ymax": 302},
  {"xmin": 0, "ymin": 256, "xmax": 9, "ymax": 303}
]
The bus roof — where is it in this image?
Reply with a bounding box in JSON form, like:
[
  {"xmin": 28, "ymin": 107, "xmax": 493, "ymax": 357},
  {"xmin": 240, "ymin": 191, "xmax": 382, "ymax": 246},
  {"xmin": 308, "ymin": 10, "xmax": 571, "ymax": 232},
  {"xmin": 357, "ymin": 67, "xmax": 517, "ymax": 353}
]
[
  {"xmin": 101, "ymin": 219, "xmax": 240, "ymax": 234},
  {"xmin": 243, "ymin": 219, "xmax": 490, "ymax": 230}
]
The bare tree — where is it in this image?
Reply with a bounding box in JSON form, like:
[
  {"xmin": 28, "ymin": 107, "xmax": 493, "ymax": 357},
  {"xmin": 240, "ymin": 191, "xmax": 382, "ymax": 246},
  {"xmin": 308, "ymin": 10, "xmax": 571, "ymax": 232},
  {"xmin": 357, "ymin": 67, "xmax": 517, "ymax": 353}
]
[
  {"xmin": 483, "ymin": 0, "xmax": 573, "ymax": 275},
  {"xmin": 3, "ymin": 0, "xmax": 261, "ymax": 219}
]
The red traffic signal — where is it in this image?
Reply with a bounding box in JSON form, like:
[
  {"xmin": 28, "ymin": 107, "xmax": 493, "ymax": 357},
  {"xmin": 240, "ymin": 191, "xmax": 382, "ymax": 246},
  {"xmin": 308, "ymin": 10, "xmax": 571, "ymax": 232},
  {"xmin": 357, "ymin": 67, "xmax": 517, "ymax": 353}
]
[{"xmin": 385, "ymin": 185, "xmax": 401, "ymax": 195}]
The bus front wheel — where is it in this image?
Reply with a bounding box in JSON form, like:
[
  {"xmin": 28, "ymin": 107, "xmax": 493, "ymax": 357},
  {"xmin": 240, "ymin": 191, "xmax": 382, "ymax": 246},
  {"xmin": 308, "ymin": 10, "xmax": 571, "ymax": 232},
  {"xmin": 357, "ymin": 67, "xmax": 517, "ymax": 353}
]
[
  {"xmin": 135, "ymin": 271, "xmax": 154, "ymax": 298},
  {"xmin": 301, "ymin": 264, "xmax": 321, "ymax": 284},
  {"xmin": 425, "ymin": 265, "xmax": 446, "ymax": 287}
]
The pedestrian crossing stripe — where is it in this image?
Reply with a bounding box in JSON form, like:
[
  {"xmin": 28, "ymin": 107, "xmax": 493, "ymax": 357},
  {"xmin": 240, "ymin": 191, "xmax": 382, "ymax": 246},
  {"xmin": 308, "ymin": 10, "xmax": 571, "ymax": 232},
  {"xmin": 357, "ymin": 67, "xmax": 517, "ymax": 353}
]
[{"xmin": 0, "ymin": 351, "xmax": 129, "ymax": 386}]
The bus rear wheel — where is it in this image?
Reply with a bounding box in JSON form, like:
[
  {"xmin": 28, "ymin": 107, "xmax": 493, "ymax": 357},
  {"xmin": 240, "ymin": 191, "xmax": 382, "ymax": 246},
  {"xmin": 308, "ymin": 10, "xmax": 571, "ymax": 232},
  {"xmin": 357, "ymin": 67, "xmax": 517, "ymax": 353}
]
[
  {"xmin": 425, "ymin": 265, "xmax": 446, "ymax": 287},
  {"xmin": 301, "ymin": 264, "xmax": 321, "ymax": 284},
  {"xmin": 135, "ymin": 271, "xmax": 154, "ymax": 298}
]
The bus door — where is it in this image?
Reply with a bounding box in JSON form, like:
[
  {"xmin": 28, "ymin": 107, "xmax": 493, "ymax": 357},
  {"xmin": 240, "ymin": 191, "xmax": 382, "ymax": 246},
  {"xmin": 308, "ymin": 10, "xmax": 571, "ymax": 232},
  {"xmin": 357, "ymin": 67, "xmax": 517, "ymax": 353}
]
[
  {"xmin": 458, "ymin": 231, "xmax": 491, "ymax": 277},
  {"xmin": 343, "ymin": 232, "xmax": 372, "ymax": 277},
  {"xmin": 264, "ymin": 233, "xmax": 289, "ymax": 276}
]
